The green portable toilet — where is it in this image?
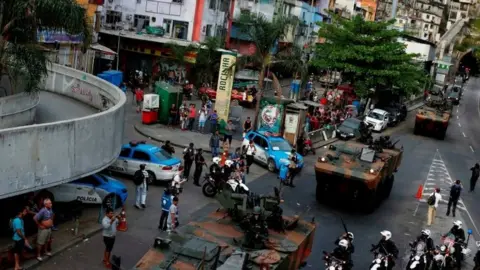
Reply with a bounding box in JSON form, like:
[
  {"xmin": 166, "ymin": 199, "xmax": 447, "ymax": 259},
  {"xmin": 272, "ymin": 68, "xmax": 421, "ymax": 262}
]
[{"xmin": 155, "ymin": 81, "xmax": 182, "ymax": 124}]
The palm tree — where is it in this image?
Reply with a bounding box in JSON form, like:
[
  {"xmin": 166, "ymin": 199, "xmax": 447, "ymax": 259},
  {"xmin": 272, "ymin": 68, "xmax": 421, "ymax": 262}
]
[
  {"xmin": 274, "ymin": 45, "xmax": 309, "ymax": 98},
  {"xmin": 166, "ymin": 42, "xmax": 197, "ymax": 84},
  {"xmin": 195, "ymin": 36, "xmax": 223, "ymax": 87},
  {"xmin": 0, "ymin": 0, "xmax": 91, "ymax": 95}
]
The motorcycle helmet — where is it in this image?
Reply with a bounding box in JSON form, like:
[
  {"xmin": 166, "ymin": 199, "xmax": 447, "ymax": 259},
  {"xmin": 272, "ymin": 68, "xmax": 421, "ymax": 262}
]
[
  {"xmin": 185, "ymin": 80, "xmax": 189, "ymax": 84},
  {"xmin": 253, "ymin": 206, "xmax": 261, "ymax": 215},
  {"xmin": 453, "ymin": 220, "xmax": 462, "ymax": 228},
  {"xmin": 225, "ymin": 160, "xmax": 234, "ymax": 167},
  {"xmin": 380, "ymin": 230, "xmax": 392, "ymax": 240},
  {"xmin": 347, "ymin": 232, "xmax": 354, "ymax": 242},
  {"xmin": 212, "ymin": 157, "xmax": 221, "ymax": 165},
  {"xmin": 338, "ymin": 239, "xmax": 349, "ymax": 249},
  {"xmin": 421, "ymin": 229, "xmax": 431, "ymax": 237}
]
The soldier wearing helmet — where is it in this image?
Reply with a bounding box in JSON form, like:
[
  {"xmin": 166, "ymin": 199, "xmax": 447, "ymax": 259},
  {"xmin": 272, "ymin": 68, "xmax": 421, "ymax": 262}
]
[
  {"xmin": 446, "ymin": 220, "xmax": 466, "ymax": 242},
  {"xmin": 335, "ymin": 232, "xmax": 355, "ymax": 254},
  {"xmin": 371, "ymin": 230, "xmax": 399, "ymax": 270},
  {"xmin": 243, "ymin": 206, "xmax": 268, "ymax": 249},
  {"xmin": 331, "ymin": 239, "xmax": 353, "ymax": 268}
]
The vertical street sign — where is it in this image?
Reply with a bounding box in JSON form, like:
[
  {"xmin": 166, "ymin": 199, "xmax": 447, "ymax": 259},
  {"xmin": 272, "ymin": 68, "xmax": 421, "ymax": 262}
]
[{"xmin": 214, "ymin": 51, "xmax": 237, "ymax": 122}]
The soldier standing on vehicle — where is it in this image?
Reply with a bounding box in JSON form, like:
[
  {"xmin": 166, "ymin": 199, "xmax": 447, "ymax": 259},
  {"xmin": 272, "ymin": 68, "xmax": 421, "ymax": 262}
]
[
  {"xmin": 193, "ymin": 149, "xmax": 206, "ymax": 187},
  {"xmin": 446, "ymin": 180, "xmax": 462, "ymax": 217},
  {"xmin": 133, "ymin": 164, "xmax": 149, "ymax": 209},
  {"xmin": 183, "ymin": 143, "xmax": 195, "ymax": 180},
  {"xmin": 470, "ymin": 163, "xmax": 479, "ymax": 192}
]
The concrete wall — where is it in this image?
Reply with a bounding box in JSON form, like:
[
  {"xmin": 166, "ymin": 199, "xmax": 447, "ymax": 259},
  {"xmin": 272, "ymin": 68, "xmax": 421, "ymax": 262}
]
[
  {"xmin": 0, "ymin": 93, "xmax": 39, "ymax": 129},
  {"xmin": 0, "ymin": 64, "xmax": 126, "ymax": 199}
]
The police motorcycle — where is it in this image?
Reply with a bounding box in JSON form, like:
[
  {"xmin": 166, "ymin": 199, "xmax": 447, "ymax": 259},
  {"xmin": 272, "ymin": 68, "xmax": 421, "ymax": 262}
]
[
  {"xmin": 370, "ymin": 231, "xmax": 398, "ymax": 270},
  {"xmin": 437, "ymin": 220, "xmax": 472, "ymax": 269},
  {"xmin": 202, "ymin": 158, "xmax": 249, "ymax": 197},
  {"xmin": 322, "ymin": 250, "xmax": 348, "ymax": 270},
  {"xmin": 406, "ymin": 229, "xmax": 433, "ymax": 270}
]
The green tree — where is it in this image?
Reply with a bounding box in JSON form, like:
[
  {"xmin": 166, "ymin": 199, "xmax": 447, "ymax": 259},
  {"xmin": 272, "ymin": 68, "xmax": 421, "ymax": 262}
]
[
  {"xmin": 274, "ymin": 45, "xmax": 309, "ymax": 90},
  {"xmin": 313, "ymin": 13, "xmax": 427, "ymax": 98},
  {"xmin": 194, "ymin": 36, "xmax": 223, "ymax": 86},
  {"xmin": 0, "ymin": 0, "xmax": 91, "ymax": 95},
  {"xmin": 165, "ymin": 42, "xmax": 197, "ymax": 84}
]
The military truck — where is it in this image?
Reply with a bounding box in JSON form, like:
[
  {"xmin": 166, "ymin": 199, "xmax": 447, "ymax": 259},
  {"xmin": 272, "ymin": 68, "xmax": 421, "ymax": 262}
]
[
  {"xmin": 414, "ymin": 89, "xmax": 452, "ymax": 140},
  {"xmin": 134, "ymin": 188, "xmax": 316, "ymax": 270},
  {"xmin": 314, "ymin": 137, "xmax": 403, "ymax": 212}
]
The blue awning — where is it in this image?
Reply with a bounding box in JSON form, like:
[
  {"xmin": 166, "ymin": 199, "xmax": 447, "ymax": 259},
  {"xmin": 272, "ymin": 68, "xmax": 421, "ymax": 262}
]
[{"xmin": 230, "ymin": 24, "xmax": 252, "ymax": 41}]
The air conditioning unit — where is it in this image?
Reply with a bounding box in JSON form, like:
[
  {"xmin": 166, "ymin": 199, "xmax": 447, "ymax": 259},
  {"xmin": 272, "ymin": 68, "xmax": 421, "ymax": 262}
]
[{"xmin": 143, "ymin": 94, "xmax": 160, "ymax": 109}]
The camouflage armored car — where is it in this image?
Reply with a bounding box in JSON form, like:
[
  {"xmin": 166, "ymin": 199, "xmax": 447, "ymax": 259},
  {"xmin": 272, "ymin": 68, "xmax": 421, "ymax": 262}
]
[
  {"xmin": 414, "ymin": 90, "xmax": 452, "ymax": 140},
  {"xmin": 314, "ymin": 137, "xmax": 403, "ymax": 212}
]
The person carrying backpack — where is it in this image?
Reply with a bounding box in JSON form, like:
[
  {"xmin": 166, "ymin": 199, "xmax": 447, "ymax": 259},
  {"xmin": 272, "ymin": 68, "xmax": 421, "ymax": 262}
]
[
  {"xmin": 447, "ymin": 180, "xmax": 462, "ymax": 217},
  {"xmin": 133, "ymin": 164, "xmax": 149, "ymax": 209},
  {"xmin": 183, "ymin": 143, "xmax": 195, "ymax": 180},
  {"xmin": 427, "ymin": 188, "xmax": 441, "ymax": 226}
]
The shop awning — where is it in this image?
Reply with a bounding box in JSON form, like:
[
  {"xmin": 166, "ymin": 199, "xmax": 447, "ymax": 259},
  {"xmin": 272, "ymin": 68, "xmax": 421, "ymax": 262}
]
[{"xmin": 90, "ymin": 43, "xmax": 116, "ymax": 55}]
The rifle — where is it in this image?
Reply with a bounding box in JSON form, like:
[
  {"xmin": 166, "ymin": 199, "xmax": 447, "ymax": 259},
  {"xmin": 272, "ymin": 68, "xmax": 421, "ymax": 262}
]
[{"xmin": 340, "ymin": 217, "xmax": 349, "ymax": 238}]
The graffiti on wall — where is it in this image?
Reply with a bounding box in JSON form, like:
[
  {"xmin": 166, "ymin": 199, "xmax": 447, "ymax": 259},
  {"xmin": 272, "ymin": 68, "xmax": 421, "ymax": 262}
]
[{"xmin": 71, "ymin": 83, "xmax": 93, "ymax": 102}]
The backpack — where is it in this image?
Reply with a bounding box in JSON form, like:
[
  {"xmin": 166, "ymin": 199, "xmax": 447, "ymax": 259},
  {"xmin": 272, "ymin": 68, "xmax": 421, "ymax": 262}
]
[
  {"xmin": 133, "ymin": 170, "xmax": 144, "ymax": 186},
  {"xmin": 427, "ymin": 194, "xmax": 435, "ymax": 206}
]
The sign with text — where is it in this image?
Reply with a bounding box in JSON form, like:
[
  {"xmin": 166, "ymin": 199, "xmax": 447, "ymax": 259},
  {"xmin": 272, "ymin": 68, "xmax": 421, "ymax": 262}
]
[{"xmin": 214, "ymin": 52, "xmax": 237, "ymax": 122}]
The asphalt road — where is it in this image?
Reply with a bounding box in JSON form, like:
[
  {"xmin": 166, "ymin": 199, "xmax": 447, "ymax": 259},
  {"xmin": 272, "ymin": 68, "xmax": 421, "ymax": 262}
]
[{"xmin": 30, "ymin": 84, "xmax": 480, "ymax": 269}]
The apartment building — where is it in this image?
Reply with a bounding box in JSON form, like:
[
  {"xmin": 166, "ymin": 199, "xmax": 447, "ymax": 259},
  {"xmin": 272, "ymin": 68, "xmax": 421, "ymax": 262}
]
[
  {"xmin": 376, "ymin": 0, "xmax": 445, "ymax": 43},
  {"xmin": 446, "ymin": 0, "xmax": 472, "ymax": 31}
]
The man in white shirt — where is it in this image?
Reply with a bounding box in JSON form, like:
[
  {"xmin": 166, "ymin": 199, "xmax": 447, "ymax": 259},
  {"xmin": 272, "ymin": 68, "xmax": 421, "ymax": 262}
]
[{"xmin": 427, "ymin": 188, "xmax": 442, "ymax": 226}]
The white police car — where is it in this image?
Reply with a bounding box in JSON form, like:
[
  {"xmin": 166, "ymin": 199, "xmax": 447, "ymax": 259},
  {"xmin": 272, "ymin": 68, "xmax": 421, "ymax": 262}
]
[
  {"xmin": 108, "ymin": 141, "xmax": 183, "ymax": 182},
  {"xmin": 241, "ymin": 131, "xmax": 304, "ymax": 172},
  {"xmin": 41, "ymin": 174, "xmax": 128, "ymax": 208}
]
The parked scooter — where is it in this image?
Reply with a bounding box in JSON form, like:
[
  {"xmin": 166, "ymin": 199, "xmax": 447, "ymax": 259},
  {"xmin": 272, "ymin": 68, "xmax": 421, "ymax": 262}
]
[
  {"xmin": 201, "ymin": 173, "xmax": 218, "ymax": 197},
  {"xmin": 201, "ymin": 173, "xmax": 250, "ymax": 197}
]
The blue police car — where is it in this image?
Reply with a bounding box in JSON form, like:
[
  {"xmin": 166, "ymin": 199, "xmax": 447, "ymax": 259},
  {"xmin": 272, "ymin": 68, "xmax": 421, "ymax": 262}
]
[
  {"xmin": 108, "ymin": 141, "xmax": 183, "ymax": 182},
  {"xmin": 42, "ymin": 174, "xmax": 128, "ymax": 209},
  {"xmin": 241, "ymin": 131, "xmax": 304, "ymax": 172}
]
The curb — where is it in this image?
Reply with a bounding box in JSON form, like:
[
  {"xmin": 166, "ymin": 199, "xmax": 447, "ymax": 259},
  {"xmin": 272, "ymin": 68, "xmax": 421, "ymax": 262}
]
[{"xmin": 24, "ymin": 226, "xmax": 102, "ymax": 270}]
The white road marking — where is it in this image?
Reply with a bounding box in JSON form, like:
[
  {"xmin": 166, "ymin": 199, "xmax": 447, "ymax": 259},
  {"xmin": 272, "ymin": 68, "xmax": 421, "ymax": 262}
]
[
  {"xmin": 457, "ymin": 108, "xmax": 459, "ymax": 113},
  {"xmin": 436, "ymin": 151, "xmax": 480, "ymax": 236},
  {"xmin": 458, "ymin": 123, "xmax": 461, "ymax": 127},
  {"xmin": 463, "ymin": 132, "xmax": 467, "ymax": 137},
  {"xmin": 470, "ymin": 146, "xmax": 475, "ymax": 152},
  {"xmin": 457, "ymin": 116, "xmax": 459, "ymax": 119}
]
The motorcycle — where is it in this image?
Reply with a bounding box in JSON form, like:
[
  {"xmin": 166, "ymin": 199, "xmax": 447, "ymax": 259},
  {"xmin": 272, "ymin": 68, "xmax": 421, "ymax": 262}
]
[
  {"xmin": 369, "ymin": 252, "xmax": 392, "ymax": 270},
  {"xmin": 440, "ymin": 232, "xmax": 471, "ymax": 269},
  {"xmin": 303, "ymin": 137, "xmax": 316, "ymax": 156},
  {"xmin": 431, "ymin": 244, "xmax": 455, "ymax": 270},
  {"xmin": 406, "ymin": 240, "xmax": 428, "ymax": 270},
  {"xmin": 323, "ymin": 251, "xmax": 348, "ymax": 270},
  {"xmin": 201, "ymin": 173, "xmax": 218, "ymax": 197}
]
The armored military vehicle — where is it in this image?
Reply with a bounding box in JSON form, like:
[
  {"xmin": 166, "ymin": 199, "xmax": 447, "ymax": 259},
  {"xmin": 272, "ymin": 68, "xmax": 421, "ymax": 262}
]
[
  {"xmin": 314, "ymin": 137, "xmax": 403, "ymax": 212},
  {"xmin": 134, "ymin": 187, "xmax": 316, "ymax": 270},
  {"xmin": 414, "ymin": 88, "xmax": 452, "ymax": 140}
]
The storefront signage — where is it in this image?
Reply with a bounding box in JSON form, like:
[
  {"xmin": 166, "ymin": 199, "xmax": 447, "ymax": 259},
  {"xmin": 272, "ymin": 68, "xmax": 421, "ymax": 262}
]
[
  {"xmin": 214, "ymin": 52, "xmax": 237, "ymax": 122},
  {"xmin": 284, "ymin": 113, "xmax": 298, "ymax": 134},
  {"xmin": 37, "ymin": 30, "xmax": 83, "ymax": 44},
  {"xmin": 257, "ymin": 99, "xmax": 284, "ymax": 134}
]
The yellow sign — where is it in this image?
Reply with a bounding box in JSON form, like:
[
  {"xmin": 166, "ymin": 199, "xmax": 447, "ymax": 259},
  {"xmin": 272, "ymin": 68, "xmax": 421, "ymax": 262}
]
[{"xmin": 214, "ymin": 52, "xmax": 237, "ymax": 122}]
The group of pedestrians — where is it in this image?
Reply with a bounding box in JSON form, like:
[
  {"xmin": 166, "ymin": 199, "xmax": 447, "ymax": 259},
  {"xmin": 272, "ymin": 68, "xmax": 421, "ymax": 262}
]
[{"xmin": 11, "ymin": 198, "xmax": 54, "ymax": 270}]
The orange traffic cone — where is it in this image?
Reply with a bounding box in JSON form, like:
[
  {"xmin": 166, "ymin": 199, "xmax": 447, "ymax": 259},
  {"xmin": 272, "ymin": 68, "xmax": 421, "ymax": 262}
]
[
  {"xmin": 117, "ymin": 207, "xmax": 128, "ymax": 232},
  {"xmin": 415, "ymin": 185, "xmax": 424, "ymax": 199}
]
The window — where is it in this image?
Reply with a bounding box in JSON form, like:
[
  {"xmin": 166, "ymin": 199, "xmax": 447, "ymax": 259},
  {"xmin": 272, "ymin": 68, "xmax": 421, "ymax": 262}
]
[
  {"xmin": 270, "ymin": 141, "xmax": 292, "ymax": 151},
  {"xmin": 105, "ymin": 11, "xmax": 122, "ymax": 25},
  {"xmin": 246, "ymin": 133, "xmax": 255, "ymax": 140},
  {"xmin": 302, "ymin": 12, "xmax": 305, "ymax": 19},
  {"xmin": 219, "ymin": 0, "xmax": 229, "ymax": 12},
  {"xmin": 154, "ymin": 149, "xmax": 173, "ymax": 161},
  {"xmin": 209, "ymin": 0, "xmax": 217, "ymax": 10},
  {"xmin": 253, "ymin": 136, "xmax": 268, "ymax": 148},
  {"xmin": 74, "ymin": 176, "xmax": 100, "ymax": 186},
  {"xmin": 206, "ymin": 24, "xmax": 213, "ymax": 37},
  {"xmin": 132, "ymin": 151, "xmax": 151, "ymax": 161},
  {"xmin": 119, "ymin": 148, "xmax": 131, "ymax": 158},
  {"xmin": 163, "ymin": 19, "xmax": 172, "ymax": 37},
  {"xmin": 172, "ymin": 0, "xmax": 183, "ymax": 3},
  {"xmin": 173, "ymin": 21, "xmax": 189, "ymax": 40},
  {"xmin": 426, "ymin": 14, "xmax": 430, "ymax": 19},
  {"xmin": 430, "ymin": 24, "xmax": 434, "ymax": 29},
  {"xmin": 424, "ymin": 33, "xmax": 428, "ymax": 38},
  {"xmin": 134, "ymin": 14, "xmax": 150, "ymax": 30}
]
